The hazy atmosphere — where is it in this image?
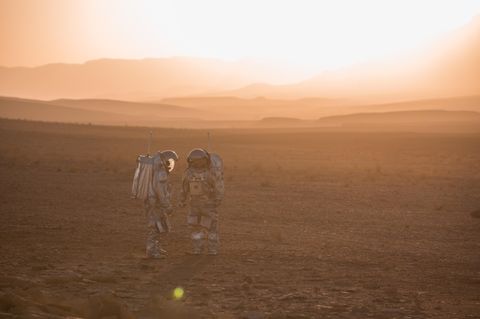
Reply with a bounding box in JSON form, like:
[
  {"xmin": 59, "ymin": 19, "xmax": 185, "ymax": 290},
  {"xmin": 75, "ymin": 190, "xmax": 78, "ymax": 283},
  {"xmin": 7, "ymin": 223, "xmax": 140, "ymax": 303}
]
[{"xmin": 1, "ymin": 1, "xmax": 479, "ymax": 318}]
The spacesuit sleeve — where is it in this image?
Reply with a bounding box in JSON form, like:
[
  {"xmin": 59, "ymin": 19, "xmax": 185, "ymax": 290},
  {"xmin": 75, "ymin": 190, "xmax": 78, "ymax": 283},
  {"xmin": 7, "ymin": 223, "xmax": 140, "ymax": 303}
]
[
  {"xmin": 211, "ymin": 171, "xmax": 224, "ymax": 202},
  {"xmin": 179, "ymin": 171, "xmax": 190, "ymax": 203},
  {"xmin": 153, "ymin": 170, "xmax": 172, "ymax": 210}
]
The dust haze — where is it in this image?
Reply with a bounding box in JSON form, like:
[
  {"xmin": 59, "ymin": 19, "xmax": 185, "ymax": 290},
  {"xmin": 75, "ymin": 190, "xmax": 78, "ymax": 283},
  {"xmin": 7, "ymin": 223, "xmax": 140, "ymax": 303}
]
[
  {"xmin": 1, "ymin": 3, "xmax": 480, "ymax": 319},
  {"xmin": 1, "ymin": 16, "xmax": 480, "ymax": 129}
]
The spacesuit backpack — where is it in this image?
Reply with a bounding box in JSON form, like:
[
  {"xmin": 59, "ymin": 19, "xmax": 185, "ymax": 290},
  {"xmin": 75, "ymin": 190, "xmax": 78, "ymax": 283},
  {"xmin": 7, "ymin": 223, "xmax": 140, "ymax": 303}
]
[
  {"xmin": 132, "ymin": 150, "xmax": 178, "ymax": 200},
  {"xmin": 208, "ymin": 152, "xmax": 224, "ymax": 195}
]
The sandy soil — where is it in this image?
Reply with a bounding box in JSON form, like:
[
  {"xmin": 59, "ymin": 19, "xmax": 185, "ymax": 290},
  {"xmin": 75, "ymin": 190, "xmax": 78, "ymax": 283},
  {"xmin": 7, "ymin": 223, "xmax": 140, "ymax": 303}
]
[{"xmin": 0, "ymin": 119, "xmax": 479, "ymax": 318}]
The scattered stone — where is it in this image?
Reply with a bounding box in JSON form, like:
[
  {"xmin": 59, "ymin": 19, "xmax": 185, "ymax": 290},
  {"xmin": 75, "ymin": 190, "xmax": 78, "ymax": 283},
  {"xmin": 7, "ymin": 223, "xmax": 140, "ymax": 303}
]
[
  {"xmin": 268, "ymin": 310, "xmax": 286, "ymax": 319},
  {"xmin": 278, "ymin": 293, "xmax": 307, "ymax": 301},
  {"xmin": 88, "ymin": 273, "xmax": 118, "ymax": 284},
  {"xmin": 241, "ymin": 310, "xmax": 265, "ymax": 319},
  {"xmin": 315, "ymin": 304, "xmax": 333, "ymax": 310},
  {"xmin": 351, "ymin": 306, "xmax": 370, "ymax": 314},
  {"xmin": 233, "ymin": 302, "xmax": 245, "ymax": 310},
  {"xmin": 241, "ymin": 282, "xmax": 250, "ymax": 291},
  {"xmin": 0, "ymin": 276, "xmax": 35, "ymax": 289},
  {"xmin": 470, "ymin": 209, "xmax": 480, "ymax": 218},
  {"xmin": 243, "ymin": 275, "xmax": 254, "ymax": 284},
  {"xmin": 44, "ymin": 271, "xmax": 82, "ymax": 285},
  {"xmin": 84, "ymin": 292, "xmax": 134, "ymax": 319},
  {"xmin": 31, "ymin": 265, "xmax": 48, "ymax": 271}
]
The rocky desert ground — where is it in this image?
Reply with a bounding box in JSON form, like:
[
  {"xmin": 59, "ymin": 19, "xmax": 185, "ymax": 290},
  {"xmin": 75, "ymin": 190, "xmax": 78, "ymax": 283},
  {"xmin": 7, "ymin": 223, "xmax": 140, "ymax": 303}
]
[{"xmin": 0, "ymin": 119, "xmax": 479, "ymax": 318}]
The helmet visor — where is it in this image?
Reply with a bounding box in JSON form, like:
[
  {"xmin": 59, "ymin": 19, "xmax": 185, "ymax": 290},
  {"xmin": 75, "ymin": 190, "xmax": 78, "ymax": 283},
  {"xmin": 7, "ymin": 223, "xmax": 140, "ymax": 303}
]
[{"xmin": 191, "ymin": 158, "xmax": 209, "ymax": 169}]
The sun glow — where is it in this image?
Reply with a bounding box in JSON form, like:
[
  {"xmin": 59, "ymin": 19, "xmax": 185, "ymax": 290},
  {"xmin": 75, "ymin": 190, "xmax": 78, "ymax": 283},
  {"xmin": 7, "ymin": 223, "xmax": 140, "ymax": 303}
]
[{"xmin": 1, "ymin": 0, "xmax": 480, "ymax": 76}]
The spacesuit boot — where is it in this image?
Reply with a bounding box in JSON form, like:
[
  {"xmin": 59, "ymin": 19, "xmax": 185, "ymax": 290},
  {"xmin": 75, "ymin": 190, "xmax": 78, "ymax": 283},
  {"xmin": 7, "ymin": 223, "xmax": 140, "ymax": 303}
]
[
  {"xmin": 146, "ymin": 239, "xmax": 166, "ymax": 259},
  {"xmin": 191, "ymin": 230, "xmax": 205, "ymax": 255},
  {"xmin": 207, "ymin": 232, "xmax": 219, "ymax": 255}
]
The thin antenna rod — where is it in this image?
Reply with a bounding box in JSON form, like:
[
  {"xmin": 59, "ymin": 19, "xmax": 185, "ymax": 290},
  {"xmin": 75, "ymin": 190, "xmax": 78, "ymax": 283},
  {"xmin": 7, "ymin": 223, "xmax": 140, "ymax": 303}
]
[{"xmin": 147, "ymin": 130, "xmax": 153, "ymax": 155}]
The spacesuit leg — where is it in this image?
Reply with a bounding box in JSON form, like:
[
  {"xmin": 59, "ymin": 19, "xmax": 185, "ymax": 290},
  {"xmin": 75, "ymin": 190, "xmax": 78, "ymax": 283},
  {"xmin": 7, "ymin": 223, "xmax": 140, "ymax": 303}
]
[
  {"xmin": 188, "ymin": 206, "xmax": 205, "ymax": 254},
  {"xmin": 206, "ymin": 208, "xmax": 219, "ymax": 255},
  {"xmin": 146, "ymin": 222, "xmax": 162, "ymax": 258},
  {"xmin": 145, "ymin": 197, "xmax": 166, "ymax": 258},
  {"xmin": 191, "ymin": 229, "xmax": 205, "ymax": 255}
]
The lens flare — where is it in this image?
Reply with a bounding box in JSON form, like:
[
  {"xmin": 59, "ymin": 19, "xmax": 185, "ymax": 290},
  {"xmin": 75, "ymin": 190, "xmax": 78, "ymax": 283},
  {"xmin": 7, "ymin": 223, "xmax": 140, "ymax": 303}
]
[{"xmin": 173, "ymin": 287, "xmax": 184, "ymax": 300}]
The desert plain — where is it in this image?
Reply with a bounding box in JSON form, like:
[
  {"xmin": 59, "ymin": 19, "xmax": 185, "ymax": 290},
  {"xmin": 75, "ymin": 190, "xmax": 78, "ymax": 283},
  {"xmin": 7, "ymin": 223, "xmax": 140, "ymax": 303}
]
[{"xmin": 0, "ymin": 118, "xmax": 479, "ymax": 318}]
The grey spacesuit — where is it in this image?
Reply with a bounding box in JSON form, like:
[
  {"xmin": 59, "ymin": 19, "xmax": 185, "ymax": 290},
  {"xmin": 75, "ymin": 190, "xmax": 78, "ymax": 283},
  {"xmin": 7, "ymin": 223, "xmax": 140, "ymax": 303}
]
[
  {"xmin": 144, "ymin": 150, "xmax": 178, "ymax": 259},
  {"xmin": 180, "ymin": 148, "xmax": 224, "ymax": 255}
]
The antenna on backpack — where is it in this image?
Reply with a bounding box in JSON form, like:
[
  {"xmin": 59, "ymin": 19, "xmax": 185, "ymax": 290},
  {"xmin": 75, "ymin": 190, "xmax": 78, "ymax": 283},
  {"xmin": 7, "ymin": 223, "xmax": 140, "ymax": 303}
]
[{"xmin": 147, "ymin": 130, "xmax": 153, "ymax": 156}]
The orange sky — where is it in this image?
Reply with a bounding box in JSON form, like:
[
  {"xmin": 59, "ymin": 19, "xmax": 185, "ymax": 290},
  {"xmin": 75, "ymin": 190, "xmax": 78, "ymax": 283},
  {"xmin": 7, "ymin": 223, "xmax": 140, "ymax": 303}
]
[
  {"xmin": 1, "ymin": 0, "xmax": 479, "ymax": 72},
  {"xmin": 0, "ymin": 1, "xmax": 88, "ymax": 67}
]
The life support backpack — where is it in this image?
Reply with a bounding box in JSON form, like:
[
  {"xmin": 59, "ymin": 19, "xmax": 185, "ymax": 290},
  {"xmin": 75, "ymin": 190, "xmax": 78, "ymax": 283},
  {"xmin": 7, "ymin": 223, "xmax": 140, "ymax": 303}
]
[
  {"xmin": 131, "ymin": 155, "xmax": 155, "ymax": 200},
  {"xmin": 132, "ymin": 150, "xmax": 178, "ymax": 200},
  {"xmin": 208, "ymin": 152, "xmax": 224, "ymax": 185},
  {"xmin": 206, "ymin": 152, "xmax": 225, "ymax": 200}
]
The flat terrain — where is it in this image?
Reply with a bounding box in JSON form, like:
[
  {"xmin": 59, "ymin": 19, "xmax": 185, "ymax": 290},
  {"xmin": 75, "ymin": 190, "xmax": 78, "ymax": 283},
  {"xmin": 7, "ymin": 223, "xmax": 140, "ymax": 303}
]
[{"xmin": 0, "ymin": 119, "xmax": 479, "ymax": 318}]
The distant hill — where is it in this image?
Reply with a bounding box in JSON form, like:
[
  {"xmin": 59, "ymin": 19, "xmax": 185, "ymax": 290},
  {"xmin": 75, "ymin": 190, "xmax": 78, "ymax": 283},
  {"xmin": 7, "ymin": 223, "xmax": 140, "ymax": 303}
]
[
  {"xmin": 346, "ymin": 95, "xmax": 480, "ymax": 113},
  {"xmin": 0, "ymin": 96, "xmax": 129, "ymax": 124},
  {"xmin": 0, "ymin": 57, "xmax": 301, "ymax": 100},
  {"xmin": 256, "ymin": 117, "xmax": 310, "ymax": 127},
  {"xmin": 49, "ymin": 98, "xmax": 202, "ymax": 117},
  {"xmin": 1, "ymin": 17, "xmax": 478, "ymax": 103},
  {"xmin": 162, "ymin": 95, "xmax": 480, "ymax": 120},
  {"xmin": 317, "ymin": 110, "xmax": 480, "ymax": 131},
  {"xmin": 315, "ymin": 95, "xmax": 480, "ymax": 120},
  {"xmin": 222, "ymin": 16, "xmax": 480, "ymax": 101},
  {"xmin": 260, "ymin": 117, "xmax": 303, "ymax": 122},
  {"xmin": 161, "ymin": 96, "xmax": 342, "ymax": 120},
  {"xmin": 2, "ymin": 17, "xmax": 478, "ymax": 104},
  {"xmin": 253, "ymin": 110, "xmax": 480, "ymax": 130},
  {"xmin": 0, "ymin": 96, "xmax": 204, "ymax": 126},
  {"xmin": 2, "ymin": 95, "xmax": 479, "ymax": 131}
]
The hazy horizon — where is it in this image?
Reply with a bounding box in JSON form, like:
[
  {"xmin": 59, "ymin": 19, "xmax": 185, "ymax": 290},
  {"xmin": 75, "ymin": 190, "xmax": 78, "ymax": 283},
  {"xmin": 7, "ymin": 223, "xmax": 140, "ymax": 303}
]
[
  {"xmin": 1, "ymin": 0, "xmax": 479, "ymax": 124},
  {"xmin": 2, "ymin": 0, "xmax": 480, "ymax": 74}
]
